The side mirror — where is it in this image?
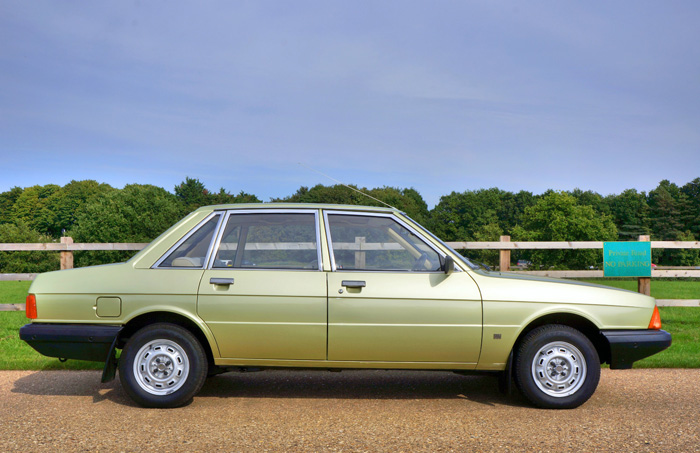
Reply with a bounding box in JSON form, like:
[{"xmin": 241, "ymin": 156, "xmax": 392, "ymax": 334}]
[{"xmin": 443, "ymin": 255, "xmax": 454, "ymax": 275}]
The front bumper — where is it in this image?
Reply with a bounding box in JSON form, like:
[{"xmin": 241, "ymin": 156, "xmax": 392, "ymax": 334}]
[
  {"xmin": 20, "ymin": 323, "xmax": 122, "ymax": 362},
  {"xmin": 602, "ymin": 329, "xmax": 672, "ymax": 369}
]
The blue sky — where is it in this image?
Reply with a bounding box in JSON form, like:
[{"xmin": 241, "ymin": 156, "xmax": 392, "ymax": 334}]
[{"xmin": 1, "ymin": 1, "xmax": 699, "ymax": 207}]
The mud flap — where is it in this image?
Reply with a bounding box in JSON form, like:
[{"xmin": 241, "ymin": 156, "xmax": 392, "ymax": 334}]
[
  {"xmin": 101, "ymin": 335, "xmax": 120, "ymax": 383},
  {"xmin": 498, "ymin": 350, "xmax": 513, "ymax": 395}
]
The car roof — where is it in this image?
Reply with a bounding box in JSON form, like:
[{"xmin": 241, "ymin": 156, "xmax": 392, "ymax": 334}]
[{"xmin": 195, "ymin": 202, "xmax": 400, "ymax": 214}]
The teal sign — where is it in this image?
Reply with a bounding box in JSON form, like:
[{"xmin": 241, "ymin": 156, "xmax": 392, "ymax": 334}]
[{"xmin": 603, "ymin": 242, "xmax": 652, "ymax": 277}]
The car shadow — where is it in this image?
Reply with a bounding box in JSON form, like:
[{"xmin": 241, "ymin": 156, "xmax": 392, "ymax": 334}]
[
  {"xmin": 11, "ymin": 370, "xmax": 137, "ymax": 407},
  {"xmin": 11, "ymin": 369, "xmax": 529, "ymax": 408},
  {"xmin": 198, "ymin": 369, "xmax": 528, "ymax": 407}
]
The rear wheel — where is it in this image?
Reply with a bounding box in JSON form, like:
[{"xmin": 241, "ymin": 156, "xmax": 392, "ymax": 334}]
[
  {"xmin": 118, "ymin": 323, "xmax": 207, "ymax": 408},
  {"xmin": 514, "ymin": 325, "xmax": 600, "ymax": 409}
]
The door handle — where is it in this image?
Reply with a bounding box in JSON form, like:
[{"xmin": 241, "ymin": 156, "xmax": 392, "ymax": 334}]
[
  {"xmin": 210, "ymin": 278, "xmax": 234, "ymax": 286},
  {"xmin": 341, "ymin": 280, "xmax": 366, "ymax": 288}
]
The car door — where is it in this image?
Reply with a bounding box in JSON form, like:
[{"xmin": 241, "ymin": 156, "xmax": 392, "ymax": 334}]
[
  {"xmin": 324, "ymin": 211, "xmax": 482, "ymax": 366},
  {"xmin": 197, "ymin": 210, "xmax": 327, "ymax": 360}
]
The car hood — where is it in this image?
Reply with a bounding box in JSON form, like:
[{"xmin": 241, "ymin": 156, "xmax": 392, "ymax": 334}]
[{"xmin": 469, "ymin": 269, "xmax": 655, "ymax": 309}]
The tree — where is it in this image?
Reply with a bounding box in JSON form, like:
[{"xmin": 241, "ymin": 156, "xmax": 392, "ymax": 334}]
[
  {"xmin": 278, "ymin": 184, "xmax": 369, "ymax": 205},
  {"xmin": 70, "ymin": 184, "xmax": 183, "ymax": 267},
  {"xmin": 649, "ymin": 180, "xmax": 699, "ymax": 266},
  {"xmin": 175, "ymin": 177, "xmax": 261, "ymax": 209},
  {"xmin": 606, "ymin": 189, "xmax": 650, "ymax": 240},
  {"xmin": 512, "ymin": 192, "xmax": 617, "ymax": 269},
  {"xmin": 34, "ymin": 180, "xmax": 115, "ymax": 237},
  {"xmin": 569, "ymin": 189, "xmax": 611, "ymax": 216},
  {"xmin": 648, "ymin": 180, "xmax": 684, "ymax": 241},
  {"xmin": 428, "ymin": 189, "xmax": 503, "ymax": 242},
  {"xmin": 0, "ymin": 187, "xmax": 24, "ymax": 225},
  {"xmin": 428, "ymin": 188, "xmax": 524, "ymax": 267},
  {"xmin": 498, "ymin": 190, "xmax": 538, "ymax": 232},
  {"xmin": 0, "ymin": 221, "xmax": 59, "ymax": 273},
  {"xmin": 174, "ymin": 177, "xmax": 210, "ymax": 212},
  {"xmin": 672, "ymin": 230, "xmax": 700, "ymax": 266},
  {"xmin": 209, "ymin": 188, "xmax": 261, "ymax": 205},
  {"xmin": 276, "ymin": 184, "xmax": 429, "ymax": 222},
  {"xmin": 10, "ymin": 184, "xmax": 61, "ymax": 231},
  {"xmin": 365, "ymin": 187, "xmax": 429, "ymax": 223},
  {"xmin": 427, "ymin": 188, "xmax": 535, "ymax": 244},
  {"xmin": 680, "ymin": 178, "xmax": 700, "ymax": 238}
]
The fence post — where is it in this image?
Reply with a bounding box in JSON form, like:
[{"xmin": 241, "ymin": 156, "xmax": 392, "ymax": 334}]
[
  {"xmin": 354, "ymin": 236, "xmax": 366, "ymax": 270},
  {"xmin": 60, "ymin": 236, "xmax": 74, "ymax": 270},
  {"xmin": 638, "ymin": 235, "xmax": 651, "ymax": 296},
  {"xmin": 500, "ymin": 235, "xmax": 511, "ymax": 272}
]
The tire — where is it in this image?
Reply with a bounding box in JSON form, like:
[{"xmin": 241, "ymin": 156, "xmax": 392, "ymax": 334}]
[
  {"xmin": 118, "ymin": 323, "xmax": 208, "ymax": 408},
  {"xmin": 514, "ymin": 325, "xmax": 600, "ymax": 409}
]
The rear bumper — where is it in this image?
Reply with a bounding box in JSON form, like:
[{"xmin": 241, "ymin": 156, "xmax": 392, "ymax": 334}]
[
  {"xmin": 602, "ymin": 329, "xmax": 672, "ymax": 369},
  {"xmin": 20, "ymin": 323, "xmax": 122, "ymax": 362}
]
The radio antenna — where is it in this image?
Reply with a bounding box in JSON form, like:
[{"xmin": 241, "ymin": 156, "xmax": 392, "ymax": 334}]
[{"xmin": 297, "ymin": 162, "xmax": 397, "ymax": 210}]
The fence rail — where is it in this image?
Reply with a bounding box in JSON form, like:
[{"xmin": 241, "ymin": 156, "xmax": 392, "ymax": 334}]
[
  {"xmin": 447, "ymin": 240, "xmax": 700, "ymax": 250},
  {"xmin": 446, "ymin": 238, "xmax": 700, "ymax": 278},
  {"xmin": 0, "ymin": 243, "xmax": 148, "ymax": 251}
]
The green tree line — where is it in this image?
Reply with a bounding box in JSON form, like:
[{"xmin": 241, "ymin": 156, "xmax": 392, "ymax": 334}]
[{"xmin": 1, "ymin": 177, "xmax": 698, "ymax": 272}]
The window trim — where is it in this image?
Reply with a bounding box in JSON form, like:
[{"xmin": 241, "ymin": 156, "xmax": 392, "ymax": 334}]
[
  {"xmin": 153, "ymin": 212, "xmax": 224, "ymax": 269},
  {"xmin": 206, "ymin": 209, "xmax": 323, "ymax": 271},
  {"xmin": 322, "ymin": 210, "xmax": 446, "ymax": 273}
]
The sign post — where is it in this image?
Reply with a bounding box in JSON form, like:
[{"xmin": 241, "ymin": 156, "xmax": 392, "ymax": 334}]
[{"xmin": 637, "ymin": 235, "xmax": 651, "ymax": 296}]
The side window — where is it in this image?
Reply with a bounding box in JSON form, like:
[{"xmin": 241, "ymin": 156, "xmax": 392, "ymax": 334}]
[
  {"xmin": 326, "ymin": 214, "xmax": 441, "ymax": 272},
  {"xmin": 213, "ymin": 213, "xmax": 319, "ymax": 270},
  {"xmin": 158, "ymin": 214, "xmax": 221, "ymax": 268}
]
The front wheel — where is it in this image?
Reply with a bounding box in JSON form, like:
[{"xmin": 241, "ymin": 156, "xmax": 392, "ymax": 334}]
[
  {"xmin": 118, "ymin": 323, "xmax": 208, "ymax": 408},
  {"xmin": 514, "ymin": 325, "xmax": 600, "ymax": 409}
]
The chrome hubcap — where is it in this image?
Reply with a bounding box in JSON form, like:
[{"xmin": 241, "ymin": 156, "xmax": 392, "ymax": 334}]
[
  {"xmin": 531, "ymin": 341, "xmax": 586, "ymax": 398},
  {"xmin": 133, "ymin": 339, "xmax": 189, "ymax": 395}
]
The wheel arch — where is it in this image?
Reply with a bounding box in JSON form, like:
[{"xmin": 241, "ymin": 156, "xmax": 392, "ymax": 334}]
[
  {"xmin": 117, "ymin": 311, "xmax": 218, "ymax": 370},
  {"xmin": 513, "ymin": 312, "xmax": 610, "ymax": 365}
]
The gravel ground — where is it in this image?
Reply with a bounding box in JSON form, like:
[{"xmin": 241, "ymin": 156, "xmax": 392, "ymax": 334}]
[{"xmin": 1, "ymin": 368, "xmax": 698, "ymax": 452}]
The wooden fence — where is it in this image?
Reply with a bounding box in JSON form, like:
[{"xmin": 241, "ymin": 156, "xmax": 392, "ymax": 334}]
[{"xmin": 1, "ymin": 235, "xmax": 699, "ymax": 307}]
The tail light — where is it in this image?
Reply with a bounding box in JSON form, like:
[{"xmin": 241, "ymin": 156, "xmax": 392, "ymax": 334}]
[
  {"xmin": 26, "ymin": 294, "xmax": 37, "ymax": 319},
  {"xmin": 648, "ymin": 305, "xmax": 662, "ymax": 330}
]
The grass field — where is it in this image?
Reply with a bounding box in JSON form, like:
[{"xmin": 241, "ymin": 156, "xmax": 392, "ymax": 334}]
[
  {"xmin": 0, "ymin": 281, "xmax": 31, "ymax": 304},
  {"xmin": 1, "ymin": 279, "xmax": 698, "ymax": 370},
  {"xmin": 578, "ymin": 278, "xmax": 700, "ymax": 299},
  {"xmin": 0, "ymin": 311, "xmax": 102, "ymax": 370},
  {"xmin": 633, "ymin": 307, "xmax": 700, "ymax": 368}
]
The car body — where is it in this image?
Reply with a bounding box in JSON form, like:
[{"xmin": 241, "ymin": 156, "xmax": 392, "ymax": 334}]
[{"xmin": 20, "ymin": 203, "xmax": 671, "ymax": 408}]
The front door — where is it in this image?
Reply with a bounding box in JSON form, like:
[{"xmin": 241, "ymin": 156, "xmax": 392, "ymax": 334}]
[{"xmin": 324, "ymin": 212, "xmax": 482, "ymax": 365}]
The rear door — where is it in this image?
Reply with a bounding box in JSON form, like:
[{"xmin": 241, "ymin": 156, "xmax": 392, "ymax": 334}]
[{"xmin": 197, "ymin": 210, "xmax": 327, "ymax": 360}]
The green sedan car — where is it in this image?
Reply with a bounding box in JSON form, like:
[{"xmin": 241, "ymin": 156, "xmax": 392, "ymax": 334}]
[{"xmin": 20, "ymin": 204, "xmax": 671, "ymax": 409}]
